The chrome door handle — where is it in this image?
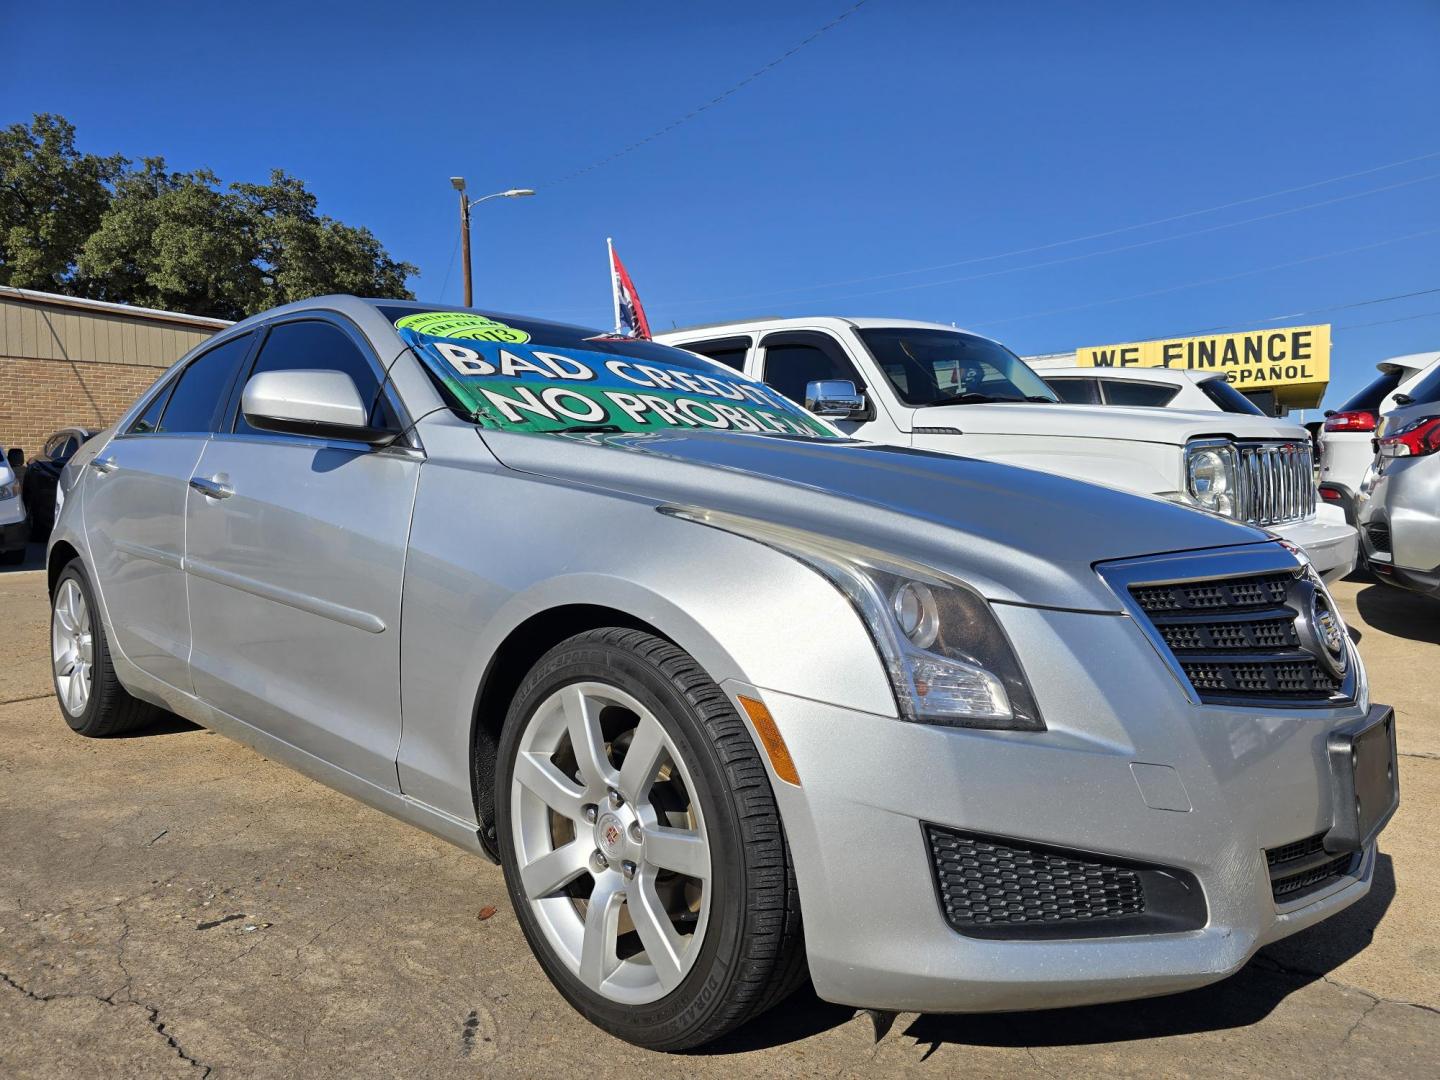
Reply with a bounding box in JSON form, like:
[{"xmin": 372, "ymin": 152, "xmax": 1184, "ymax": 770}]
[
  {"xmin": 91, "ymin": 456, "xmax": 118, "ymax": 474},
  {"xmin": 188, "ymin": 476, "xmax": 234, "ymax": 500}
]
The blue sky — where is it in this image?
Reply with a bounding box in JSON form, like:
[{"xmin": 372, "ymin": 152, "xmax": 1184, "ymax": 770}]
[{"xmin": 4, "ymin": 0, "xmax": 1437, "ymax": 411}]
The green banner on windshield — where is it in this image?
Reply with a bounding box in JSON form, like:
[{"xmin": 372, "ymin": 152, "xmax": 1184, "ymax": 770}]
[{"xmin": 399, "ymin": 326, "xmax": 839, "ymax": 439}]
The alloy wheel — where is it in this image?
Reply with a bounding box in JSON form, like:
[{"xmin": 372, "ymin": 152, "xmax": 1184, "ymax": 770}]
[
  {"xmin": 510, "ymin": 681, "xmax": 712, "ymax": 1005},
  {"xmin": 52, "ymin": 578, "xmax": 94, "ymax": 716}
]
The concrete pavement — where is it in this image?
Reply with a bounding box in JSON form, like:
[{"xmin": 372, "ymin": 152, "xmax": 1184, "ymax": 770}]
[{"xmin": 1, "ymin": 556, "xmax": 1436, "ymax": 1078}]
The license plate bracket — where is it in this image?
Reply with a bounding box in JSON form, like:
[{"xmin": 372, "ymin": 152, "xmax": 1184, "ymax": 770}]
[{"xmin": 1324, "ymin": 705, "xmax": 1399, "ymax": 854}]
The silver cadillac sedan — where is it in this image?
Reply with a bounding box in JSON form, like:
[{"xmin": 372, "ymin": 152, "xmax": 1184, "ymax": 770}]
[{"xmin": 48, "ymin": 296, "xmax": 1398, "ymax": 1050}]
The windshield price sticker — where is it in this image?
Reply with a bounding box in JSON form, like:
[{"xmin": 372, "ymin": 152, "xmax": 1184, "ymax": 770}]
[{"xmin": 401, "ymin": 329, "xmax": 838, "ymax": 438}]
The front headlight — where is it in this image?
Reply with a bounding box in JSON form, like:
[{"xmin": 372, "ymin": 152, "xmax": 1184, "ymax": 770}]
[
  {"xmin": 0, "ymin": 479, "xmax": 18, "ymax": 500},
  {"xmin": 1185, "ymin": 440, "xmax": 1237, "ymax": 517},
  {"xmin": 661, "ymin": 507, "xmax": 1044, "ymax": 731}
]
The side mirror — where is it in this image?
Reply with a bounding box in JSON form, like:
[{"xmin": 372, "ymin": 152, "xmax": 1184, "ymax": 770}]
[
  {"xmin": 5, "ymin": 447, "xmax": 22, "ymax": 470},
  {"xmin": 804, "ymin": 379, "xmax": 865, "ymax": 418},
  {"xmin": 241, "ymin": 369, "xmax": 396, "ymax": 446}
]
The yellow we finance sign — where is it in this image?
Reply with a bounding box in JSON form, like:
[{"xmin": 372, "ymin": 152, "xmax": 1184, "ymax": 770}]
[{"xmin": 1076, "ymin": 325, "xmax": 1331, "ymax": 406}]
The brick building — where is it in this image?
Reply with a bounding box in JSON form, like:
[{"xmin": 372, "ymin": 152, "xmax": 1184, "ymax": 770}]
[{"xmin": 1, "ymin": 287, "xmax": 229, "ymax": 458}]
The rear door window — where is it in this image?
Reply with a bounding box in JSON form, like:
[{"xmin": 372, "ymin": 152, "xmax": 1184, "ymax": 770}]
[
  {"xmin": 1100, "ymin": 380, "xmax": 1179, "ymax": 408},
  {"xmin": 155, "ymin": 333, "xmax": 254, "ymax": 434},
  {"xmin": 679, "ymin": 336, "xmax": 751, "ymax": 373},
  {"xmin": 1046, "ymin": 378, "xmax": 1101, "ymax": 405}
]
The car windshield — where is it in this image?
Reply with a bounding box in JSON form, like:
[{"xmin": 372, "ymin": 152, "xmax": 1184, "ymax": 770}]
[
  {"xmin": 855, "ymin": 328, "xmax": 1059, "ymax": 406},
  {"xmin": 1197, "ymin": 377, "xmax": 1266, "ymax": 415},
  {"xmin": 380, "ymin": 306, "xmax": 840, "ymax": 440}
]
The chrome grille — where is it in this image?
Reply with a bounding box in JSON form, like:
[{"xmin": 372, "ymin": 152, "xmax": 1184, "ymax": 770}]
[
  {"xmin": 1103, "ymin": 548, "xmax": 1357, "ymax": 709},
  {"xmin": 1234, "ymin": 441, "xmax": 1315, "ymax": 527}
]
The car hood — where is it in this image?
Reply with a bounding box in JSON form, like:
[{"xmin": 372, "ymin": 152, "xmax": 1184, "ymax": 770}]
[
  {"xmin": 907, "ymin": 401, "xmax": 1304, "ymax": 442},
  {"xmin": 480, "ymin": 428, "xmax": 1271, "ymax": 611}
]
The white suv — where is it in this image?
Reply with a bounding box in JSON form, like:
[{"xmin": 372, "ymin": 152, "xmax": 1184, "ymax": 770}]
[
  {"xmin": 1318, "ymin": 350, "xmax": 1440, "ymax": 523},
  {"xmin": 659, "ymin": 317, "xmax": 1357, "ymax": 581}
]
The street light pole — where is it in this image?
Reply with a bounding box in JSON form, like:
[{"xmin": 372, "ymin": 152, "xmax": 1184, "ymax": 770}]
[{"xmin": 449, "ymin": 178, "xmax": 535, "ymax": 308}]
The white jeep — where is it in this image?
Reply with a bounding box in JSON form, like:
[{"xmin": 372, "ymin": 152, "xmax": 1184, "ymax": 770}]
[{"xmin": 657, "ymin": 317, "xmax": 1357, "ymax": 581}]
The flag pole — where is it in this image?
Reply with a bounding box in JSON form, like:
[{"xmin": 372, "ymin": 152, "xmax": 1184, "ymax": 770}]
[{"xmin": 607, "ymin": 237, "xmax": 621, "ymax": 336}]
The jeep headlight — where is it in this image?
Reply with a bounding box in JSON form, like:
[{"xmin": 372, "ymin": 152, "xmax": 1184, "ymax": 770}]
[
  {"xmin": 0, "ymin": 478, "xmax": 17, "ymax": 500},
  {"xmin": 661, "ymin": 507, "xmax": 1044, "ymax": 731},
  {"xmin": 1185, "ymin": 440, "xmax": 1236, "ymax": 517}
]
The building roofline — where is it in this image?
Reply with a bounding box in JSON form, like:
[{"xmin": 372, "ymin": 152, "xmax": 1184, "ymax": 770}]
[{"xmin": 0, "ymin": 285, "xmax": 234, "ymax": 330}]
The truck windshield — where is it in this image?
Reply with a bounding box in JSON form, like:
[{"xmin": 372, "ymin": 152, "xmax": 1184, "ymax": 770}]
[
  {"xmin": 380, "ymin": 306, "xmax": 840, "ymax": 440},
  {"xmin": 855, "ymin": 328, "xmax": 1060, "ymax": 406}
]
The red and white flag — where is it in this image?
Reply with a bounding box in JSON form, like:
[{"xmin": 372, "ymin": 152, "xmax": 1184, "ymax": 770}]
[{"xmin": 608, "ymin": 238, "xmax": 652, "ymax": 340}]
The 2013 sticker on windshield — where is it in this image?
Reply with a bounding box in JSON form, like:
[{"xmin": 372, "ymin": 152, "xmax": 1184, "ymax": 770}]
[
  {"xmin": 398, "ymin": 327, "xmax": 838, "ymax": 439},
  {"xmin": 394, "ymin": 311, "xmax": 531, "ymax": 343}
]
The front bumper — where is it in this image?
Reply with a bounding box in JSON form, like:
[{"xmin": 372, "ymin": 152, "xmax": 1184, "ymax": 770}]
[
  {"xmin": 728, "ymin": 603, "xmax": 1383, "ymax": 1013},
  {"xmin": 0, "ymin": 515, "xmax": 29, "ymax": 553},
  {"xmin": 1271, "ymin": 508, "xmax": 1358, "ymax": 582}
]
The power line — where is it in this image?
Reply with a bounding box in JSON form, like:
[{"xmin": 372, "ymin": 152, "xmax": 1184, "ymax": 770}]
[
  {"xmin": 679, "ymin": 170, "xmax": 1440, "ymax": 310},
  {"xmin": 1162, "ymin": 286, "xmax": 1440, "ymax": 338},
  {"xmin": 547, "ymin": 0, "xmax": 876, "ymax": 187},
  {"xmin": 659, "ymin": 148, "xmax": 1440, "ymax": 307},
  {"xmin": 969, "ymin": 225, "xmax": 1440, "ymax": 329},
  {"xmin": 1336, "ymin": 308, "xmax": 1440, "ymax": 331}
]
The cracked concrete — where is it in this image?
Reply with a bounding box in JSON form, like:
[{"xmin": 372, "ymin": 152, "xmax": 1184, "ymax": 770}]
[{"xmin": 1, "ymin": 567, "xmax": 1437, "ymax": 1076}]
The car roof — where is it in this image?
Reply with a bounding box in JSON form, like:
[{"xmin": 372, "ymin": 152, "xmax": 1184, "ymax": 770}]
[
  {"xmin": 660, "ymin": 315, "xmax": 991, "ymax": 338},
  {"xmin": 1040, "ymin": 366, "xmax": 1215, "ymax": 385},
  {"xmin": 1377, "ymin": 350, "xmax": 1440, "ymax": 376}
]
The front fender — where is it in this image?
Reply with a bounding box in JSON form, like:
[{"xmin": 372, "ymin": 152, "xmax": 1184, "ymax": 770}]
[{"xmin": 394, "ymin": 460, "xmax": 892, "ymax": 821}]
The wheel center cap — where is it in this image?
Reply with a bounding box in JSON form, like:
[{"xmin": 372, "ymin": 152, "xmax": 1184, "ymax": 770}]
[{"xmin": 596, "ymin": 812, "xmax": 627, "ymax": 859}]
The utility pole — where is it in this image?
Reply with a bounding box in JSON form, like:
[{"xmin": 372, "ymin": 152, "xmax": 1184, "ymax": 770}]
[{"xmin": 449, "ymin": 178, "xmax": 535, "ymax": 307}]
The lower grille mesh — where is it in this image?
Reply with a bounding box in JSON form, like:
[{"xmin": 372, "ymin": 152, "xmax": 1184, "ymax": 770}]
[
  {"xmin": 1266, "ymin": 832, "xmax": 1357, "ymax": 902},
  {"xmin": 926, "ymin": 828, "xmax": 1145, "ymax": 930}
]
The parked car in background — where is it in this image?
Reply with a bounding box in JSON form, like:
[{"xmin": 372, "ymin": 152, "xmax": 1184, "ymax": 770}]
[
  {"xmin": 658, "ymin": 318, "xmax": 1356, "ymax": 581},
  {"xmin": 47, "ymin": 296, "xmax": 1396, "ymax": 1050},
  {"xmin": 1357, "ymin": 361, "xmax": 1440, "ymax": 598},
  {"xmin": 1319, "ymin": 350, "xmax": 1440, "ymax": 523},
  {"xmin": 1, "ymin": 447, "xmax": 28, "ymax": 564},
  {"xmin": 22, "ymin": 427, "xmax": 97, "ymax": 541}
]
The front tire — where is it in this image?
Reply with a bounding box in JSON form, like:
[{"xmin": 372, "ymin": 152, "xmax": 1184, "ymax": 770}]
[
  {"xmin": 495, "ymin": 628, "xmax": 805, "ymax": 1050},
  {"xmin": 51, "ymin": 562, "xmax": 158, "ymax": 737}
]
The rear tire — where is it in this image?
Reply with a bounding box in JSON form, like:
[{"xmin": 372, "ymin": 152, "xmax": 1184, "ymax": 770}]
[
  {"xmin": 51, "ymin": 562, "xmax": 158, "ymax": 737},
  {"xmin": 495, "ymin": 627, "xmax": 805, "ymax": 1050}
]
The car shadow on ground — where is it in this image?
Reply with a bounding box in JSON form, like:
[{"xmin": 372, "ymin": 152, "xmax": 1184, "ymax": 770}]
[
  {"xmin": 703, "ymin": 854, "xmax": 1396, "ymax": 1057},
  {"xmin": 114, "ymin": 712, "xmax": 204, "ymax": 738},
  {"xmin": 1355, "ymin": 584, "xmax": 1440, "ymax": 645}
]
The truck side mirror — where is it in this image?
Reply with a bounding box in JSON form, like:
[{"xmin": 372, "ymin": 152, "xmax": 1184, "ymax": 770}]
[{"xmin": 805, "ymin": 379, "xmax": 865, "ymax": 418}]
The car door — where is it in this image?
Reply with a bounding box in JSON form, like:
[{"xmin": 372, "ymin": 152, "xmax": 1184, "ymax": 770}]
[
  {"xmin": 184, "ymin": 314, "xmax": 420, "ymax": 792},
  {"xmin": 82, "ymin": 331, "xmax": 256, "ymax": 692},
  {"xmin": 756, "ymin": 330, "xmax": 904, "ymax": 441}
]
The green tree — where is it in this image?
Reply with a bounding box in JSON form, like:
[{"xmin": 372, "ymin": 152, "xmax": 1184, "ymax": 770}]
[
  {"xmin": 79, "ymin": 160, "xmax": 263, "ymax": 319},
  {"xmin": 233, "ymin": 170, "xmax": 417, "ymax": 312},
  {"xmin": 1, "ymin": 113, "xmax": 417, "ymax": 318},
  {"xmin": 0, "ymin": 114, "xmax": 125, "ymax": 289}
]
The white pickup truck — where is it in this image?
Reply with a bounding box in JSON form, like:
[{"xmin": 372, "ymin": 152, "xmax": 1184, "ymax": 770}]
[{"xmin": 657, "ymin": 317, "xmax": 1357, "ymax": 581}]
